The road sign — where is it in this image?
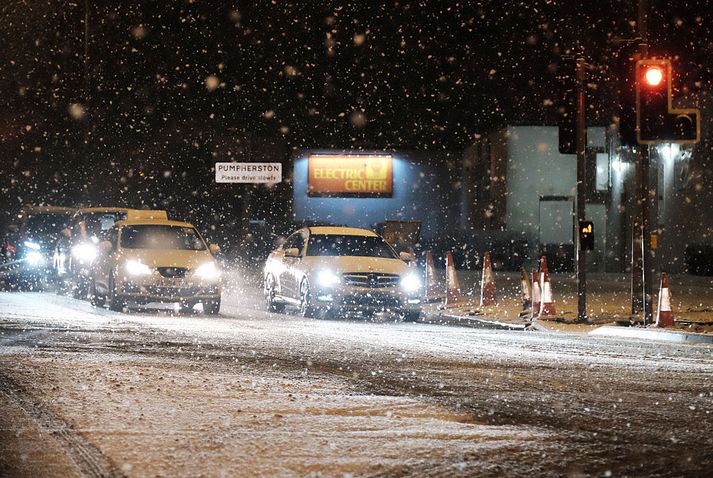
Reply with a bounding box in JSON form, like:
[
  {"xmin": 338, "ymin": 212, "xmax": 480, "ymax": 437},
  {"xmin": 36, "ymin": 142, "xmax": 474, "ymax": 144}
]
[{"xmin": 215, "ymin": 163, "xmax": 282, "ymax": 184}]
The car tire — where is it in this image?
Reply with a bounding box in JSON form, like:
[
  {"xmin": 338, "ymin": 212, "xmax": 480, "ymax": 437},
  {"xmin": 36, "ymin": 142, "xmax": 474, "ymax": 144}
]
[
  {"xmin": 56, "ymin": 277, "xmax": 70, "ymax": 296},
  {"xmin": 72, "ymin": 278, "xmax": 88, "ymax": 300},
  {"xmin": 299, "ymin": 279, "xmax": 315, "ymax": 318},
  {"xmin": 180, "ymin": 301, "xmax": 196, "ymax": 313},
  {"xmin": 204, "ymin": 298, "xmax": 221, "ymax": 315},
  {"xmin": 264, "ymin": 274, "xmax": 285, "ymax": 313},
  {"xmin": 401, "ymin": 311, "xmax": 420, "ymax": 323},
  {"xmin": 107, "ymin": 273, "xmax": 124, "ymax": 312},
  {"xmin": 89, "ymin": 277, "xmax": 105, "ymax": 307}
]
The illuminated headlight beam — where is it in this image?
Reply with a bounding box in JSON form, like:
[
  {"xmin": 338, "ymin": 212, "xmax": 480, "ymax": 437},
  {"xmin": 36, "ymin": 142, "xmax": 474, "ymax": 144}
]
[
  {"xmin": 71, "ymin": 243, "xmax": 98, "ymax": 263},
  {"xmin": 25, "ymin": 251, "xmax": 45, "ymax": 266},
  {"xmin": 125, "ymin": 260, "xmax": 152, "ymax": 276},
  {"xmin": 400, "ymin": 272, "xmax": 422, "ymax": 293},
  {"xmin": 317, "ymin": 269, "xmax": 341, "ymax": 288},
  {"xmin": 195, "ymin": 262, "xmax": 221, "ymax": 280},
  {"xmin": 23, "ymin": 240, "xmax": 41, "ymax": 250}
]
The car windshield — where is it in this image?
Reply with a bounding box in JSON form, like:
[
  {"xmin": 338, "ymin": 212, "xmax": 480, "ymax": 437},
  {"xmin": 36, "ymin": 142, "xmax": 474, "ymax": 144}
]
[
  {"xmin": 120, "ymin": 225, "xmax": 206, "ymax": 251},
  {"xmin": 306, "ymin": 234, "xmax": 397, "ymax": 258},
  {"xmin": 83, "ymin": 212, "xmax": 127, "ymax": 236},
  {"xmin": 24, "ymin": 213, "xmax": 71, "ymax": 236}
]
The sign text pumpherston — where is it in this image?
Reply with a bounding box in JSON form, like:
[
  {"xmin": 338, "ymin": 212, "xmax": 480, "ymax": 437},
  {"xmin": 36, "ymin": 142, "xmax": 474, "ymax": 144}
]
[{"xmin": 215, "ymin": 162, "xmax": 282, "ymax": 184}]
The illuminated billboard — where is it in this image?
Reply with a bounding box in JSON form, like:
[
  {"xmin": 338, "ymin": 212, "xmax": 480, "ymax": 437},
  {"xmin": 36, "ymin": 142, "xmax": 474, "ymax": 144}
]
[{"xmin": 308, "ymin": 154, "xmax": 393, "ymax": 197}]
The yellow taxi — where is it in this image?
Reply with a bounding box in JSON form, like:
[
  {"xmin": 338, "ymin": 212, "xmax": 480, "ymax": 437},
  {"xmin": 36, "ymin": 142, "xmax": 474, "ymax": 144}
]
[{"xmin": 90, "ymin": 217, "xmax": 222, "ymax": 313}]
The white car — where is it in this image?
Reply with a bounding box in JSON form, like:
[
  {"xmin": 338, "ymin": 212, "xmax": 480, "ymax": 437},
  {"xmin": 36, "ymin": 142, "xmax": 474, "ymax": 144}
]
[
  {"xmin": 90, "ymin": 217, "xmax": 222, "ymax": 314},
  {"xmin": 263, "ymin": 226, "xmax": 422, "ymax": 321}
]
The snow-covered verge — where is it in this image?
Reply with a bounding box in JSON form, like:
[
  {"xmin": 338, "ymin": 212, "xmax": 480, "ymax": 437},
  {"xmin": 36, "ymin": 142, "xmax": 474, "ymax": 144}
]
[{"xmin": 426, "ymin": 270, "xmax": 713, "ymax": 335}]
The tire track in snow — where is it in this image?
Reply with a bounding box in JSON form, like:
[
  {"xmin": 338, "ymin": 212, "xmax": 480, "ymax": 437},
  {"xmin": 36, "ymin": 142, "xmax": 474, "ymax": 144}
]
[{"xmin": 0, "ymin": 372, "xmax": 124, "ymax": 478}]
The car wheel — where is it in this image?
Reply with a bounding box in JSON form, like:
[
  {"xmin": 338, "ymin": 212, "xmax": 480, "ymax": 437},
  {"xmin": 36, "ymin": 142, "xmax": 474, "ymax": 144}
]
[
  {"xmin": 299, "ymin": 280, "xmax": 315, "ymax": 318},
  {"xmin": 179, "ymin": 301, "xmax": 196, "ymax": 313},
  {"xmin": 107, "ymin": 273, "xmax": 124, "ymax": 312},
  {"xmin": 71, "ymin": 277, "xmax": 88, "ymax": 300},
  {"xmin": 56, "ymin": 277, "xmax": 69, "ymax": 296},
  {"xmin": 89, "ymin": 277, "xmax": 105, "ymax": 307},
  {"xmin": 204, "ymin": 298, "xmax": 221, "ymax": 315},
  {"xmin": 264, "ymin": 274, "xmax": 285, "ymax": 313},
  {"xmin": 401, "ymin": 311, "xmax": 420, "ymax": 323}
]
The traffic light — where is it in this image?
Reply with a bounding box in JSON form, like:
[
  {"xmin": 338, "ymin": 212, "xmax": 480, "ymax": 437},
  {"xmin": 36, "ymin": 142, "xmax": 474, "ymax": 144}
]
[
  {"xmin": 636, "ymin": 59, "xmax": 700, "ymax": 144},
  {"xmin": 579, "ymin": 221, "xmax": 594, "ymax": 251}
]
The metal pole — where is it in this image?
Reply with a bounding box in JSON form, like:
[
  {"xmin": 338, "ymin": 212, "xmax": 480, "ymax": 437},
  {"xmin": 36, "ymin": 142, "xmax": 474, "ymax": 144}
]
[
  {"xmin": 576, "ymin": 57, "xmax": 587, "ymax": 323},
  {"xmin": 640, "ymin": 145, "xmax": 653, "ymax": 324},
  {"xmin": 83, "ymin": 0, "xmax": 91, "ymax": 200},
  {"xmin": 632, "ymin": 0, "xmax": 649, "ymax": 320}
]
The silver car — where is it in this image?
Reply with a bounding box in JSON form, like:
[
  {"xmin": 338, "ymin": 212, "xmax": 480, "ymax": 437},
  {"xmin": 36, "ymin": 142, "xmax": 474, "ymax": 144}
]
[{"xmin": 263, "ymin": 226, "xmax": 422, "ymax": 321}]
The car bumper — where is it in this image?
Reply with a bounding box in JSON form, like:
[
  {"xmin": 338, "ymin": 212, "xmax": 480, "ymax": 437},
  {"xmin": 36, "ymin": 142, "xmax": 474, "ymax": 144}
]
[
  {"xmin": 118, "ymin": 277, "xmax": 221, "ymax": 303},
  {"xmin": 311, "ymin": 285, "xmax": 422, "ymax": 313}
]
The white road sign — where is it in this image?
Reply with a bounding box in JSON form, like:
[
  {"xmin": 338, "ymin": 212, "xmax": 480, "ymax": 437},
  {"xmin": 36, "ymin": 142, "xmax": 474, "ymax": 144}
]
[{"xmin": 215, "ymin": 162, "xmax": 282, "ymax": 184}]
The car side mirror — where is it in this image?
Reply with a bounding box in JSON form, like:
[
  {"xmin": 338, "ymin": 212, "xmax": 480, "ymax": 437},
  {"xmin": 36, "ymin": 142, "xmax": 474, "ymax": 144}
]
[
  {"xmin": 99, "ymin": 241, "xmax": 112, "ymax": 253},
  {"xmin": 209, "ymin": 244, "xmax": 221, "ymax": 255},
  {"xmin": 284, "ymin": 247, "xmax": 300, "ymax": 258},
  {"xmin": 399, "ymin": 251, "xmax": 415, "ymax": 263},
  {"xmin": 61, "ymin": 228, "xmax": 71, "ymax": 238}
]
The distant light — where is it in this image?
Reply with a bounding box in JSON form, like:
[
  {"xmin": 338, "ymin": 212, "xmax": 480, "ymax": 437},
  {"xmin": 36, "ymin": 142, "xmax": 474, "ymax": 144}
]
[
  {"xmin": 644, "ymin": 67, "xmax": 664, "ymax": 87},
  {"xmin": 23, "ymin": 240, "xmax": 41, "ymax": 250},
  {"xmin": 660, "ymin": 144, "xmax": 679, "ymax": 163}
]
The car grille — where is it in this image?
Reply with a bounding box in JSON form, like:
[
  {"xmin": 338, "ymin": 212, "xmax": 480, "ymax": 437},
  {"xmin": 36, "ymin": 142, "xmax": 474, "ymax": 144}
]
[
  {"xmin": 158, "ymin": 267, "xmax": 188, "ymax": 278},
  {"xmin": 342, "ymin": 272, "xmax": 400, "ymax": 288},
  {"xmin": 144, "ymin": 286, "xmax": 200, "ymax": 297}
]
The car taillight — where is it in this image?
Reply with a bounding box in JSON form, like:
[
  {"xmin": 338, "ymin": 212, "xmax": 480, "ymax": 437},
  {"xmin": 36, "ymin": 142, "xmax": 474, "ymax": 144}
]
[{"xmin": 6, "ymin": 243, "xmax": 15, "ymax": 254}]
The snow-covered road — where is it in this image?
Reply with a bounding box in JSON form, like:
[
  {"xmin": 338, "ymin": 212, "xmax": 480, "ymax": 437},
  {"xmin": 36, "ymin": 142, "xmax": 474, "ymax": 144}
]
[{"xmin": 1, "ymin": 279, "xmax": 712, "ymax": 477}]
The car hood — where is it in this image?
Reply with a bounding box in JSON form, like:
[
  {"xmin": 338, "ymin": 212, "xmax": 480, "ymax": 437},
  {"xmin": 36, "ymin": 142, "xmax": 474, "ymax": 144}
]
[
  {"xmin": 119, "ymin": 249, "xmax": 215, "ymax": 269},
  {"xmin": 302, "ymin": 256, "xmax": 409, "ymax": 275}
]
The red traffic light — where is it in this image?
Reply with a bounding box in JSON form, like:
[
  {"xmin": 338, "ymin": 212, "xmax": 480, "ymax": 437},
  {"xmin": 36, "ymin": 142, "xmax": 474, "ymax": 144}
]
[
  {"xmin": 644, "ymin": 67, "xmax": 664, "ymax": 87},
  {"xmin": 635, "ymin": 59, "xmax": 700, "ymax": 144}
]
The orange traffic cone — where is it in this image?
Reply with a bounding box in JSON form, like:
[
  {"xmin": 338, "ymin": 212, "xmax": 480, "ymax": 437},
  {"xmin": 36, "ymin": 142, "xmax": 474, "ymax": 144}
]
[
  {"xmin": 480, "ymin": 251, "xmax": 496, "ymax": 307},
  {"xmin": 445, "ymin": 251, "xmax": 463, "ymax": 308},
  {"xmin": 424, "ymin": 250, "xmax": 444, "ymax": 302},
  {"xmin": 538, "ymin": 256, "xmax": 557, "ymax": 317},
  {"xmin": 531, "ymin": 268, "xmax": 541, "ymax": 318},
  {"xmin": 518, "ymin": 267, "xmax": 532, "ymax": 317},
  {"xmin": 656, "ymin": 272, "xmax": 674, "ymax": 328}
]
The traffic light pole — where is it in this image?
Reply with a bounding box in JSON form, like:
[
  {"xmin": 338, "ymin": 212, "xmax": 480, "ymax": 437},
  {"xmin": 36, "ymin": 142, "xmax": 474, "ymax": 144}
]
[
  {"xmin": 632, "ymin": 0, "xmax": 654, "ymax": 323},
  {"xmin": 575, "ymin": 57, "xmax": 587, "ymax": 323},
  {"xmin": 639, "ymin": 145, "xmax": 654, "ymax": 324}
]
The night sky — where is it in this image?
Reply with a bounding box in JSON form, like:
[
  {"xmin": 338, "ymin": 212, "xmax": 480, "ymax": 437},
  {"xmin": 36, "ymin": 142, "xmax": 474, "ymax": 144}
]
[{"xmin": 1, "ymin": 1, "xmax": 711, "ymax": 233}]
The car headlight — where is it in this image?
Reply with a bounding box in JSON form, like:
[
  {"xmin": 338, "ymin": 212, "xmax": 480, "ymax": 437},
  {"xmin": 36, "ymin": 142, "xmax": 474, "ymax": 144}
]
[
  {"xmin": 25, "ymin": 251, "xmax": 45, "ymax": 266},
  {"xmin": 24, "ymin": 240, "xmax": 41, "ymax": 250},
  {"xmin": 71, "ymin": 243, "xmax": 97, "ymax": 263},
  {"xmin": 195, "ymin": 261, "xmax": 221, "ymax": 280},
  {"xmin": 317, "ymin": 269, "xmax": 341, "ymax": 287},
  {"xmin": 400, "ymin": 272, "xmax": 422, "ymax": 293},
  {"xmin": 125, "ymin": 260, "xmax": 152, "ymax": 276}
]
